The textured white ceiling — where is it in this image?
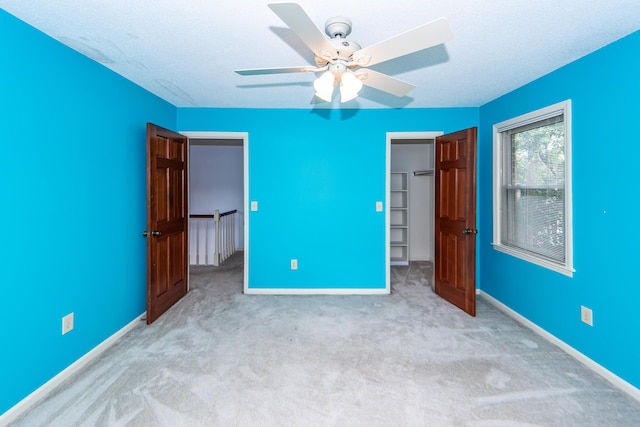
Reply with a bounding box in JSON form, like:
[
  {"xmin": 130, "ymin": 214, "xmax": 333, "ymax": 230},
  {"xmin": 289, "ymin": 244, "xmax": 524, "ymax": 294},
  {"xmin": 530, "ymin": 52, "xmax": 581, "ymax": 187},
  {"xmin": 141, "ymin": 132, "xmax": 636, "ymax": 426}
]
[{"xmin": 2, "ymin": 0, "xmax": 639, "ymax": 109}]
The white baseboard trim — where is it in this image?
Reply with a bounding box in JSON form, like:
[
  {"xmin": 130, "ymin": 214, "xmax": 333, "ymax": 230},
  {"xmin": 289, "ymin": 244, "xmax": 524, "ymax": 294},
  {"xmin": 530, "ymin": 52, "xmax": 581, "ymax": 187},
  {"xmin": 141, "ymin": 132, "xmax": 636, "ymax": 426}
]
[
  {"xmin": 480, "ymin": 291, "xmax": 640, "ymax": 403},
  {"xmin": 0, "ymin": 313, "xmax": 146, "ymax": 426},
  {"xmin": 244, "ymin": 288, "xmax": 390, "ymax": 295}
]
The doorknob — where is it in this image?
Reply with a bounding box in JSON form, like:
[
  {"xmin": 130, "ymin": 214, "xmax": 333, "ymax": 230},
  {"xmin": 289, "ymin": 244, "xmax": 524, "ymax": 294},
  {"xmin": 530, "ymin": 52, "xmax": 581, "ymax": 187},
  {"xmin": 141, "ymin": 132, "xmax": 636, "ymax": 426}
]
[
  {"xmin": 462, "ymin": 228, "xmax": 478, "ymax": 235},
  {"xmin": 142, "ymin": 230, "xmax": 162, "ymax": 237},
  {"xmin": 142, "ymin": 231, "xmax": 148, "ymax": 237}
]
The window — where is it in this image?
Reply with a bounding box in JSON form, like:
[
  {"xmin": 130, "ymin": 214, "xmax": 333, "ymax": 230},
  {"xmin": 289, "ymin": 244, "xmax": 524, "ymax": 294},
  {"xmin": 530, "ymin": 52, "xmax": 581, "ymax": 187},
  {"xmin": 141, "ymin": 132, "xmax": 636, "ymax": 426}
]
[{"xmin": 493, "ymin": 100, "xmax": 574, "ymax": 276}]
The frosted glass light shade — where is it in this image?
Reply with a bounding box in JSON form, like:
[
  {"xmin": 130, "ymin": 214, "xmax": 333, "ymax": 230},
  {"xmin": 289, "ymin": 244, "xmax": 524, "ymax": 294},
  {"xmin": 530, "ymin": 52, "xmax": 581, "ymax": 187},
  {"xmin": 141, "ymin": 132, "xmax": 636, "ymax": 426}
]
[
  {"xmin": 314, "ymin": 71, "xmax": 335, "ymax": 102},
  {"xmin": 340, "ymin": 71, "xmax": 363, "ymax": 102}
]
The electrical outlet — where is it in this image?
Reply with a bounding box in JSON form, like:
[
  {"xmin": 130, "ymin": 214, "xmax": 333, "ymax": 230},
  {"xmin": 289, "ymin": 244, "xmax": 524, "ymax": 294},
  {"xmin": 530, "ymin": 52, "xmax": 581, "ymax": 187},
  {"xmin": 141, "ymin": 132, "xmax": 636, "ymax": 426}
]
[
  {"xmin": 291, "ymin": 259, "xmax": 298, "ymax": 270},
  {"xmin": 580, "ymin": 306, "xmax": 593, "ymax": 326},
  {"xmin": 62, "ymin": 312, "xmax": 74, "ymax": 335}
]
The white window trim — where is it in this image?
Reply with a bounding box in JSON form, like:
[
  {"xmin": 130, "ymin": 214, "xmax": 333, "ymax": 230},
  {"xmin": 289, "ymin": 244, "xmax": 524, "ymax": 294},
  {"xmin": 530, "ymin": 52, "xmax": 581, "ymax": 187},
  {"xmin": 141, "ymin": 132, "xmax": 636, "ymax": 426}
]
[{"xmin": 492, "ymin": 100, "xmax": 574, "ymax": 277}]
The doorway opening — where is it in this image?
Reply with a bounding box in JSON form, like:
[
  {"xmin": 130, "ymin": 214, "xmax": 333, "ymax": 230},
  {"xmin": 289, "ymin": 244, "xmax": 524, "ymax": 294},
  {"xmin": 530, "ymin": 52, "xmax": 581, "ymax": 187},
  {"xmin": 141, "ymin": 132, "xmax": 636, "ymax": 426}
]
[
  {"xmin": 182, "ymin": 131, "xmax": 249, "ymax": 289},
  {"xmin": 386, "ymin": 131, "xmax": 442, "ymax": 290}
]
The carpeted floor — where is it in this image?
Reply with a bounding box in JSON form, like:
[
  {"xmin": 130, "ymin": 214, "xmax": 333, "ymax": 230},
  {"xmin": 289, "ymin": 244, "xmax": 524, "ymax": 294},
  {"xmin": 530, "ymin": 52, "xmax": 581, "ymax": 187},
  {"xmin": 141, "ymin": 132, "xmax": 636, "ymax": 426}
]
[{"xmin": 11, "ymin": 252, "xmax": 640, "ymax": 426}]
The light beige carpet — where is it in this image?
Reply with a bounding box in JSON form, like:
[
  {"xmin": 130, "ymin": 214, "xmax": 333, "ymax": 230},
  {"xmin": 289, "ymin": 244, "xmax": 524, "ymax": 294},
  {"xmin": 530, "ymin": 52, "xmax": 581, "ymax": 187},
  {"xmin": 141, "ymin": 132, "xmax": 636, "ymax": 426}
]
[{"xmin": 11, "ymin": 253, "xmax": 640, "ymax": 426}]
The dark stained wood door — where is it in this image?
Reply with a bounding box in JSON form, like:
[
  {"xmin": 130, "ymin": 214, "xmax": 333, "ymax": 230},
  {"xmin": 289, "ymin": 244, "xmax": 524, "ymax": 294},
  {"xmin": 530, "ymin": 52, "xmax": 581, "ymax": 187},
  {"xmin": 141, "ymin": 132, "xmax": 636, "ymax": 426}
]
[
  {"xmin": 146, "ymin": 123, "xmax": 188, "ymax": 324},
  {"xmin": 434, "ymin": 127, "xmax": 477, "ymax": 316}
]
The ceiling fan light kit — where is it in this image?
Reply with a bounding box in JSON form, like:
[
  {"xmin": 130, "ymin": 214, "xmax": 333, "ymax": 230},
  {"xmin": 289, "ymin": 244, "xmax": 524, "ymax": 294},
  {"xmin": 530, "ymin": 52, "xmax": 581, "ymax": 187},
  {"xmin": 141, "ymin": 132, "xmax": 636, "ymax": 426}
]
[
  {"xmin": 313, "ymin": 61, "xmax": 364, "ymax": 102},
  {"xmin": 235, "ymin": 2, "xmax": 453, "ymax": 105}
]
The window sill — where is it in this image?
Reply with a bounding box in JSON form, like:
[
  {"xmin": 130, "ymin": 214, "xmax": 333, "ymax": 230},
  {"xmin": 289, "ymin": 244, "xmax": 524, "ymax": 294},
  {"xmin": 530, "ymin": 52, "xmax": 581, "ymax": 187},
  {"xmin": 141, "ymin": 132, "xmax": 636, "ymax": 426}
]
[{"xmin": 492, "ymin": 243, "xmax": 574, "ymax": 278}]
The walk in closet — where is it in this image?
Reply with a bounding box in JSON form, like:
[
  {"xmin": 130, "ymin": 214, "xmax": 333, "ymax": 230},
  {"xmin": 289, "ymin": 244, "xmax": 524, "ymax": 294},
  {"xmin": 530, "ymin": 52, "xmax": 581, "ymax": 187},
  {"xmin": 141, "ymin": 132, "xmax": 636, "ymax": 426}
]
[{"xmin": 390, "ymin": 136, "xmax": 436, "ymax": 265}]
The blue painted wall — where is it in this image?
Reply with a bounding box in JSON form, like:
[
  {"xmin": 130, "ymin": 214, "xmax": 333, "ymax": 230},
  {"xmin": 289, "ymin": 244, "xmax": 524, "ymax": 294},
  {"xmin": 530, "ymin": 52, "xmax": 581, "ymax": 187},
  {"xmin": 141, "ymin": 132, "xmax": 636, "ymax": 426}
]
[
  {"xmin": 178, "ymin": 108, "xmax": 478, "ymax": 289},
  {"xmin": 478, "ymin": 30, "xmax": 640, "ymax": 389},
  {"xmin": 0, "ymin": 11, "xmax": 176, "ymax": 414}
]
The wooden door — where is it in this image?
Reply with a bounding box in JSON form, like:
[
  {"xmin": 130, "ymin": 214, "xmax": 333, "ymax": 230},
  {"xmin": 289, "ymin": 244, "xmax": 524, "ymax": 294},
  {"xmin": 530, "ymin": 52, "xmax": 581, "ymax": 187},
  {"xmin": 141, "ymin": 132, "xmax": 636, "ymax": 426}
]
[
  {"xmin": 434, "ymin": 127, "xmax": 477, "ymax": 316},
  {"xmin": 145, "ymin": 123, "xmax": 188, "ymax": 324}
]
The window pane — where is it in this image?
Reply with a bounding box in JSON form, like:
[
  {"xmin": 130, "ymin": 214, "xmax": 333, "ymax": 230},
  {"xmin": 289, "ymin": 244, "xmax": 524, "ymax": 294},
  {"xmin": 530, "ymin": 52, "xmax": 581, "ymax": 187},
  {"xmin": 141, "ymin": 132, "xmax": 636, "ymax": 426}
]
[
  {"xmin": 505, "ymin": 188, "xmax": 565, "ymax": 262},
  {"xmin": 510, "ymin": 117, "xmax": 564, "ymax": 189},
  {"xmin": 502, "ymin": 116, "xmax": 565, "ymax": 263}
]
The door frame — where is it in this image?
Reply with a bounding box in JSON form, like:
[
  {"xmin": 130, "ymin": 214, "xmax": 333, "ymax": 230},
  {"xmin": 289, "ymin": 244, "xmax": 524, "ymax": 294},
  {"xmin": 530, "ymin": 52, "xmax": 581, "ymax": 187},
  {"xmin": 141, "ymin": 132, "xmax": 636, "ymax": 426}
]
[
  {"xmin": 386, "ymin": 131, "xmax": 443, "ymax": 290},
  {"xmin": 180, "ymin": 131, "xmax": 249, "ymax": 290}
]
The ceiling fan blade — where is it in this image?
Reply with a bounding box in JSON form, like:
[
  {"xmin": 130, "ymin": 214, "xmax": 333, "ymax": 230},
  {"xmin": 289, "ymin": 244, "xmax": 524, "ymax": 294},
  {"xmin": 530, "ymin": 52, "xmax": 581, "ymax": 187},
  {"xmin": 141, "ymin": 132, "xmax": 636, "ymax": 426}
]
[
  {"xmin": 357, "ymin": 69, "xmax": 416, "ymax": 97},
  {"xmin": 268, "ymin": 3, "xmax": 335, "ymax": 57},
  {"xmin": 235, "ymin": 66, "xmax": 318, "ymax": 75},
  {"xmin": 353, "ymin": 17, "xmax": 453, "ymax": 67}
]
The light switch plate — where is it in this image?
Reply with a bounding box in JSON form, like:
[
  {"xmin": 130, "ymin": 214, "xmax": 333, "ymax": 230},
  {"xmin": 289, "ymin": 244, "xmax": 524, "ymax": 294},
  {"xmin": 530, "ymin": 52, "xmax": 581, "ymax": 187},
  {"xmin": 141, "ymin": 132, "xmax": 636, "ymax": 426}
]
[
  {"xmin": 251, "ymin": 201, "xmax": 258, "ymax": 211},
  {"xmin": 376, "ymin": 201, "xmax": 383, "ymax": 212},
  {"xmin": 62, "ymin": 312, "xmax": 74, "ymax": 335},
  {"xmin": 581, "ymin": 306, "xmax": 593, "ymax": 326}
]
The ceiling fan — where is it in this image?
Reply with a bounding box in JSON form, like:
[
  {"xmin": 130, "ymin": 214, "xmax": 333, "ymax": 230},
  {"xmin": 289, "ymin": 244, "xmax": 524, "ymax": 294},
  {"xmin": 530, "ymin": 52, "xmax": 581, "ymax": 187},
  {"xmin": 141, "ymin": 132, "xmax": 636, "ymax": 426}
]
[{"xmin": 235, "ymin": 3, "xmax": 453, "ymax": 103}]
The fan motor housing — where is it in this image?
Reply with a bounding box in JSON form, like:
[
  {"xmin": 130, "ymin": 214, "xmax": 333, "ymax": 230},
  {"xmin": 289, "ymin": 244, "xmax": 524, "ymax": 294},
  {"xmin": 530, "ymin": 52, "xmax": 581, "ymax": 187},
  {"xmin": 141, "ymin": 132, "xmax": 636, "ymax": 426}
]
[{"xmin": 315, "ymin": 16, "xmax": 362, "ymax": 67}]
